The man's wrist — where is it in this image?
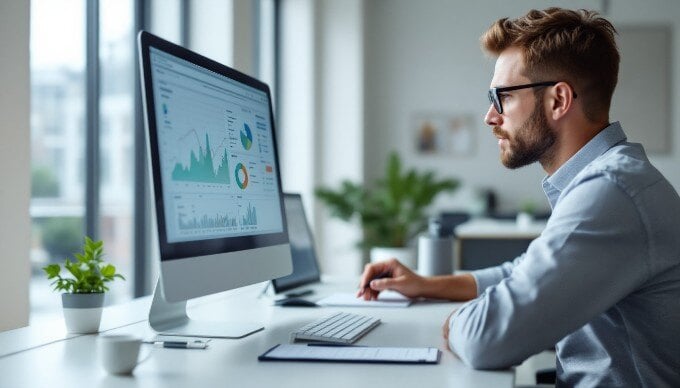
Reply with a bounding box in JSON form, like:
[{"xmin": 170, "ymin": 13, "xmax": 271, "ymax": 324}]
[
  {"xmin": 419, "ymin": 276, "xmax": 438, "ymax": 298},
  {"xmin": 422, "ymin": 274, "xmax": 477, "ymax": 301}
]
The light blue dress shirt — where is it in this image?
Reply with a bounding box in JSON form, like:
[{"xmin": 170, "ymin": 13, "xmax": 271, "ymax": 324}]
[{"xmin": 449, "ymin": 122, "xmax": 680, "ymax": 387}]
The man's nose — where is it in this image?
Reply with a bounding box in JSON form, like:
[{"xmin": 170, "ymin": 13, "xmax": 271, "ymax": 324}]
[{"xmin": 484, "ymin": 104, "xmax": 501, "ymax": 127}]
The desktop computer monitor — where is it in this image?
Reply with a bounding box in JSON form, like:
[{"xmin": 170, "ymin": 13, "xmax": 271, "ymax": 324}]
[{"xmin": 138, "ymin": 31, "xmax": 292, "ymax": 338}]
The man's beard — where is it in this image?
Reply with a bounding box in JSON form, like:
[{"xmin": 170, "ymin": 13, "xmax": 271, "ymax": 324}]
[{"xmin": 493, "ymin": 98, "xmax": 556, "ymax": 169}]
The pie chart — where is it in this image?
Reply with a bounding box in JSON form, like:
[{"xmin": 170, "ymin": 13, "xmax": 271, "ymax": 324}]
[
  {"xmin": 240, "ymin": 123, "xmax": 253, "ymax": 150},
  {"xmin": 235, "ymin": 163, "xmax": 249, "ymax": 189}
]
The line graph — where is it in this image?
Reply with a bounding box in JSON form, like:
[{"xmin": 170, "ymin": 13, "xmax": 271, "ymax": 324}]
[{"xmin": 171, "ymin": 132, "xmax": 231, "ymax": 184}]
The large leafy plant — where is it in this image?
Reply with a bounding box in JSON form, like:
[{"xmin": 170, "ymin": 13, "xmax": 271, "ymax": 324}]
[
  {"xmin": 43, "ymin": 237, "xmax": 125, "ymax": 293},
  {"xmin": 316, "ymin": 152, "xmax": 459, "ymax": 248}
]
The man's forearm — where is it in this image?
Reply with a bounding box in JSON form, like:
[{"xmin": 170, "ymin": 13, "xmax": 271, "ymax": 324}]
[{"xmin": 421, "ymin": 273, "xmax": 477, "ymax": 301}]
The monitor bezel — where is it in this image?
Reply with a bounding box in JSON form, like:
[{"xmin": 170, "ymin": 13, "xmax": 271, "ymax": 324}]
[{"xmin": 138, "ymin": 31, "xmax": 289, "ymax": 262}]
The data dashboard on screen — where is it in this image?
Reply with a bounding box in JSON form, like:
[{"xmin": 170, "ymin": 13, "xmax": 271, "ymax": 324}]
[{"xmin": 149, "ymin": 47, "xmax": 283, "ymax": 243}]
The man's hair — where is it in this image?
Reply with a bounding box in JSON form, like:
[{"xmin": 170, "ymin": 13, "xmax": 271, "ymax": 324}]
[{"xmin": 481, "ymin": 8, "xmax": 619, "ymax": 122}]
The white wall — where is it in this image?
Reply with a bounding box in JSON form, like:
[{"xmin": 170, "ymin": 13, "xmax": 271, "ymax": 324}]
[
  {"xmin": 363, "ymin": 0, "xmax": 680, "ymax": 214},
  {"xmin": 314, "ymin": 0, "xmax": 365, "ymax": 276},
  {"xmin": 279, "ymin": 0, "xmax": 316, "ymax": 203},
  {"xmin": 232, "ymin": 0, "xmax": 256, "ymax": 75},
  {"xmin": 607, "ymin": 0, "xmax": 680, "ymax": 188},
  {"xmin": 0, "ymin": 1, "xmax": 30, "ymax": 331},
  {"xmin": 190, "ymin": 0, "xmax": 234, "ymax": 67},
  {"xmin": 189, "ymin": 0, "xmax": 255, "ymax": 76},
  {"xmin": 276, "ymin": 0, "xmax": 366, "ymax": 276},
  {"xmin": 150, "ymin": 0, "xmax": 181, "ymax": 44}
]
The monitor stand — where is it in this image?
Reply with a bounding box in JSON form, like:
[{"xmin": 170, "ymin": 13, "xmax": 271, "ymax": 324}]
[{"xmin": 148, "ymin": 278, "xmax": 264, "ymax": 339}]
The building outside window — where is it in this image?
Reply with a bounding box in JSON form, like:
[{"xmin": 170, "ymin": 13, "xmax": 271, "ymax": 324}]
[{"xmin": 30, "ymin": 0, "xmax": 88, "ymax": 323}]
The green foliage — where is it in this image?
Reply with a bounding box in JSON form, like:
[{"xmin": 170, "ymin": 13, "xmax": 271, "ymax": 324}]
[
  {"xmin": 41, "ymin": 217, "xmax": 83, "ymax": 262},
  {"xmin": 42, "ymin": 237, "xmax": 125, "ymax": 294},
  {"xmin": 316, "ymin": 152, "xmax": 459, "ymax": 248},
  {"xmin": 520, "ymin": 200, "xmax": 537, "ymax": 215},
  {"xmin": 31, "ymin": 165, "xmax": 60, "ymax": 197}
]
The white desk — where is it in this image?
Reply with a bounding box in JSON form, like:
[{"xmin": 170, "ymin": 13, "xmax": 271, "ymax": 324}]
[
  {"xmin": 455, "ymin": 218, "xmax": 546, "ymax": 270},
  {"xmin": 0, "ymin": 280, "xmax": 514, "ymax": 387},
  {"xmin": 455, "ymin": 218, "xmax": 546, "ymax": 239}
]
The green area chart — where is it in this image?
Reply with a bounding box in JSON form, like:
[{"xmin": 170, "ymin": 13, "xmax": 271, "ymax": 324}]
[{"xmin": 172, "ymin": 133, "xmax": 230, "ymax": 184}]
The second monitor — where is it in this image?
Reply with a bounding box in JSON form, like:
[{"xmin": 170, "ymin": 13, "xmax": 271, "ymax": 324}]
[{"xmin": 272, "ymin": 193, "xmax": 322, "ymax": 295}]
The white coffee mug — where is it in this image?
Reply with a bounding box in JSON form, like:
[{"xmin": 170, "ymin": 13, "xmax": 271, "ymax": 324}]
[{"xmin": 99, "ymin": 335, "xmax": 151, "ymax": 375}]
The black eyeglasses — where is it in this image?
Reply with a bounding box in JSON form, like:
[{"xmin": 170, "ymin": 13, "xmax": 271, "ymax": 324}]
[{"xmin": 488, "ymin": 81, "xmax": 561, "ymax": 114}]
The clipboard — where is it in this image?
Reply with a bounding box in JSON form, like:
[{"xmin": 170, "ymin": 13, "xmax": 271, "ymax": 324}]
[{"xmin": 258, "ymin": 344, "xmax": 440, "ymax": 364}]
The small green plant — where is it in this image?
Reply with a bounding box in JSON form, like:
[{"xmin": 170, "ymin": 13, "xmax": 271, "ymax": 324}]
[
  {"xmin": 520, "ymin": 200, "xmax": 537, "ymax": 215},
  {"xmin": 316, "ymin": 152, "xmax": 459, "ymax": 248},
  {"xmin": 42, "ymin": 237, "xmax": 125, "ymax": 294}
]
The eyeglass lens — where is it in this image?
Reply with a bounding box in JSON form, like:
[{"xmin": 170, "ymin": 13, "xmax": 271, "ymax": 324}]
[{"xmin": 488, "ymin": 89, "xmax": 502, "ymax": 114}]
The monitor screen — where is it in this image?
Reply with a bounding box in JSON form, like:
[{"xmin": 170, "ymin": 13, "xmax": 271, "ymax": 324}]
[
  {"xmin": 149, "ymin": 46, "xmax": 284, "ymax": 245},
  {"xmin": 139, "ymin": 31, "xmax": 292, "ymax": 315}
]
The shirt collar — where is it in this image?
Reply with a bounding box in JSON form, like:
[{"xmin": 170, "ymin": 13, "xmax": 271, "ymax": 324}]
[{"xmin": 542, "ymin": 121, "xmax": 627, "ymax": 208}]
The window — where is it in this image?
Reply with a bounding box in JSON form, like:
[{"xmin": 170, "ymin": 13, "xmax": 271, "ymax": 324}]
[
  {"xmin": 28, "ymin": 0, "xmax": 165, "ymax": 323},
  {"xmin": 29, "ymin": 0, "xmax": 277, "ymax": 324},
  {"xmin": 99, "ymin": 0, "xmax": 135, "ymax": 302},
  {"xmin": 30, "ymin": 0, "xmax": 87, "ymax": 323},
  {"xmin": 258, "ymin": 0, "xmax": 278, "ymax": 108}
]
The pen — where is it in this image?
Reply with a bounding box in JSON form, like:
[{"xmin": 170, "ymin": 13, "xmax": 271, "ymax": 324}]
[
  {"xmin": 144, "ymin": 340, "xmax": 208, "ymax": 349},
  {"xmin": 363, "ymin": 271, "xmax": 392, "ymax": 290}
]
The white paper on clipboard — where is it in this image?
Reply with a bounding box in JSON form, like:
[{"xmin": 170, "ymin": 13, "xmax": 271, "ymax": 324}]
[
  {"xmin": 259, "ymin": 344, "xmax": 439, "ymax": 364},
  {"xmin": 316, "ymin": 291, "xmax": 412, "ymax": 308}
]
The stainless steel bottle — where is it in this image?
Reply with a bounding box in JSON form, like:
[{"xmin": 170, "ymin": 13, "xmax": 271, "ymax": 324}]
[{"xmin": 417, "ymin": 217, "xmax": 453, "ymax": 276}]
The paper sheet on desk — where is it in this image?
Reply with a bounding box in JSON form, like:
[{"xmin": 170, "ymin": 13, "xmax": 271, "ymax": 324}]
[
  {"xmin": 259, "ymin": 344, "xmax": 439, "ymax": 364},
  {"xmin": 316, "ymin": 290, "xmax": 412, "ymax": 308}
]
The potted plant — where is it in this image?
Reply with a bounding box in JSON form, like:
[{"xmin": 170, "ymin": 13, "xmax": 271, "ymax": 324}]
[
  {"xmin": 316, "ymin": 151, "xmax": 459, "ymax": 268},
  {"xmin": 42, "ymin": 237, "xmax": 125, "ymax": 334},
  {"xmin": 517, "ymin": 200, "xmax": 537, "ymax": 229}
]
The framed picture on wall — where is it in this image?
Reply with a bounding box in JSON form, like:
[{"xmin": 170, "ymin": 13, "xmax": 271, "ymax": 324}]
[{"xmin": 413, "ymin": 112, "xmax": 476, "ymax": 156}]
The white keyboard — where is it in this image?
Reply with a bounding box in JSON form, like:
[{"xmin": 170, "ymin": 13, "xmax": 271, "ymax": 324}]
[{"xmin": 290, "ymin": 312, "xmax": 381, "ymax": 344}]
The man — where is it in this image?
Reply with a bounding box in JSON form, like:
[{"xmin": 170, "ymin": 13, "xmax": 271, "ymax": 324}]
[{"xmin": 358, "ymin": 8, "xmax": 680, "ymax": 387}]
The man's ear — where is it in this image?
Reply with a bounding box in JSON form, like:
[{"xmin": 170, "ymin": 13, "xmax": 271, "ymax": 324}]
[{"xmin": 549, "ymin": 82, "xmax": 576, "ymax": 120}]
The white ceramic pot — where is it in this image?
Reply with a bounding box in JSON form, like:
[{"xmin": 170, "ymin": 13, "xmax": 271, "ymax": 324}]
[
  {"xmin": 516, "ymin": 212, "xmax": 534, "ymax": 229},
  {"xmin": 370, "ymin": 246, "xmax": 417, "ymax": 269},
  {"xmin": 62, "ymin": 293, "xmax": 104, "ymax": 334}
]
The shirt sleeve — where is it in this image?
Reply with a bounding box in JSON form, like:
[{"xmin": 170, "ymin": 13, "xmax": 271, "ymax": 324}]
[
  {"xmin": 471, "ymin": 253, "xmax": 526, "ymax": 295},
  {"xmin": 448, "ymin": 177, "xmax": 649, "ymax": 369}
]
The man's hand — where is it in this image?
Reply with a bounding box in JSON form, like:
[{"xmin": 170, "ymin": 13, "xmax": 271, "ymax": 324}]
[
  {"xmin": 356, "ymin": 258, "xmax": 426, "ymax": 300},
  {"xmin": 357, "ymin": 259, "xmax": 478, "ymax": 302}
]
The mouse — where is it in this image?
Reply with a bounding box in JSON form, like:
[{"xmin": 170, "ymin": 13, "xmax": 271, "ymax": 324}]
[{"xmin": 275, "ymin": 298, "xmax": 318, "ymax": 307}]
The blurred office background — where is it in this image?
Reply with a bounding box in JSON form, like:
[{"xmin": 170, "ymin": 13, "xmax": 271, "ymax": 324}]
[{"xmin": 2, "ymin": 0, "xmax": 680, "ymax": 330}]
